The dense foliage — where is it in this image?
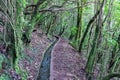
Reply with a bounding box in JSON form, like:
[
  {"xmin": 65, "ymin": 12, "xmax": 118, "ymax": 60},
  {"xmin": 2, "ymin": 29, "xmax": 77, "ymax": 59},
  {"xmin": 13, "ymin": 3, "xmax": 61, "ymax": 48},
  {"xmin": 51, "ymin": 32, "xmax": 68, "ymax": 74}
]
[{"xmin": 0, "ymin": 0, "xmax": 120, "ymax": 80}]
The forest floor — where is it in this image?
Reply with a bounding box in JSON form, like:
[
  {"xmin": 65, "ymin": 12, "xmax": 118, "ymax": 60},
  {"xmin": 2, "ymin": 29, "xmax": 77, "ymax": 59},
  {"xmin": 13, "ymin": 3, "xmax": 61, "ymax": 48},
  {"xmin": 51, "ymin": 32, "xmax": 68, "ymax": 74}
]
[
  {"xmin": 50, "ymin": 38, "xmax": 86, "ymax": 80},
  {"xmin": 17, "ymin": 29, "xmax": 87, "ymax": 80},
  {"xmin": 20, "ymin": 29, "xmax": 52, "ymax": 80},
  {"xmin": 19, "ymin": 29, "xmax": 87, "ymax": 80}
]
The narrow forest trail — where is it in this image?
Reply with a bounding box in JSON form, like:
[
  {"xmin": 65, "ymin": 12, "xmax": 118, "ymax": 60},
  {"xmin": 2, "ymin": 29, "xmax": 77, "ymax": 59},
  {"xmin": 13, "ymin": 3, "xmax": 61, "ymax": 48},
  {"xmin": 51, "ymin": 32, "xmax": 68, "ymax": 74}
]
[
  {"xmin": 20, "ymin": 30, "xmax": 86, "ymax": 80},
  {"xmin": 19, "ymin": 30, "xmax": 52, "ymax": 80},
  {"xmin": 50, "ymin": 38, "xmax": 86, "ymax": 80}
]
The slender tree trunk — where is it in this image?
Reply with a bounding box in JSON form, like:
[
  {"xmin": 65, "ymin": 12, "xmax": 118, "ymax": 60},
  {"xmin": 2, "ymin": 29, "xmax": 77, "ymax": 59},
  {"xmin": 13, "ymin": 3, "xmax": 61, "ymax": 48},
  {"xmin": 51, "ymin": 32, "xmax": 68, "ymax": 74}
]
[
  {"xmin": 78, "ymin": 0, "xmax": 105, "ymax": 53},
  {"xmin": 75, "ymin": 0, "xmax": 82, "ymax": 40},
  {"xmin": 85, "ymin": 0, "xmax": 105, "ymax": 79}
]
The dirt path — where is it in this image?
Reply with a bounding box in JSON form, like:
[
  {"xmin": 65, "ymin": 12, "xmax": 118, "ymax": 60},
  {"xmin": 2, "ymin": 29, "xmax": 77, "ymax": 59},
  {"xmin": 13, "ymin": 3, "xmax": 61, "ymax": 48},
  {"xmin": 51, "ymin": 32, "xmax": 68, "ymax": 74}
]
[
  {"xmin": 50, "ymin": 38, "xmax": 86, "ymax": 80},
  {"xmin": 19, "ymin": 30, "xmax": 52, "ymax": 80},
  {"xmin": 19, "ymin": 30, "xmax": 86, "ymax": 80}
]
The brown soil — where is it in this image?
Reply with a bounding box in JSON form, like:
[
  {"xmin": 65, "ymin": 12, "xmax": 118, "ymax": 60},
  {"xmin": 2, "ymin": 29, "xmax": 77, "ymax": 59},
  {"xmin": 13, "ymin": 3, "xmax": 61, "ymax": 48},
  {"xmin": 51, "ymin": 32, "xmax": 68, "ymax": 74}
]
[
  {"xmin": 50, "ymin": 38, "xmax": 86, "ymax": 80},
  {"xmin": 19, "ymin": 29, "xmax": 52, "ymax": 80}
]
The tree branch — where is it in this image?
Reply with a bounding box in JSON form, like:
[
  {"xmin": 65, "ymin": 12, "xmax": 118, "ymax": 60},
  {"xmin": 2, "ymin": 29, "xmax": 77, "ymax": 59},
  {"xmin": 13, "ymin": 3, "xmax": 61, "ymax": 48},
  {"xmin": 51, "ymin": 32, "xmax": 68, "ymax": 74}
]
[
  {"xmin": 25, "ymin": 0, "xmax": 47, "ymax": 9},
  {"xmin": 24, "ymin": 1, "xmax": 95, "ymax": 15}
]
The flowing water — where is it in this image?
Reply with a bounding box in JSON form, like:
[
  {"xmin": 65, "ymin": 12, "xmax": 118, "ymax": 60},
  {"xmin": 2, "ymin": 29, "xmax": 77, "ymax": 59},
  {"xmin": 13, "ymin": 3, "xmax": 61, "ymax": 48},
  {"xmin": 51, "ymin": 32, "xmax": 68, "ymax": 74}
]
[{"xmin": 37, "ymin": 39, "xmax": 58, "ymax": 80}]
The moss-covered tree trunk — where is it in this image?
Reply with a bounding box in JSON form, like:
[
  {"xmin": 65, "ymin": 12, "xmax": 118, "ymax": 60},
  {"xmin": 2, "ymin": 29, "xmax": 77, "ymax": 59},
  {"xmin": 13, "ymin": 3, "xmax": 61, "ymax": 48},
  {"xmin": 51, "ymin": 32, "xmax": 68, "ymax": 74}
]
[
  {"xmin": 85, "ymin": 0, "xmax": 104, "ymax": 79},
  {"xmin": 75, "ymin": 0, "xmax": 83, "ymax": 40}
]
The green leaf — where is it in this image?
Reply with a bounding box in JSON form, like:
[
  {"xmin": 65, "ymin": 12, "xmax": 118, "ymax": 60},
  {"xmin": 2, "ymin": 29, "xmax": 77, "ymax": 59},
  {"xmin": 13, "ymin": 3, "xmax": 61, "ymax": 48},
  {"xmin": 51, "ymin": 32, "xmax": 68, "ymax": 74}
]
[
  {"xmin": 70, "ymin": 26, "xmax": 77, "ymax": 35},
  {"xmin": 22, "ymin": 0, "xmax": 28, "ymax": 7},
  {"xmin": 34, "ymin": 0, "xmax": 38, "ymax": 3},
  {"xmin": 108, "ymin": 39, "xmax": 117, "ymax": 46}
]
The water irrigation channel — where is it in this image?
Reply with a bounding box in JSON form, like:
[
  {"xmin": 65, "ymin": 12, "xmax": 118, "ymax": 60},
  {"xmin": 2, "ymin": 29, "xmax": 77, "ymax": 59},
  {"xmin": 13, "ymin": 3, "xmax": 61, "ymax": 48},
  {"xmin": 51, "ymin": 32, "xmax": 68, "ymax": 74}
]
[{"xmin": 36, "ymin": 38, "xmax": 59, "ymax": 80}]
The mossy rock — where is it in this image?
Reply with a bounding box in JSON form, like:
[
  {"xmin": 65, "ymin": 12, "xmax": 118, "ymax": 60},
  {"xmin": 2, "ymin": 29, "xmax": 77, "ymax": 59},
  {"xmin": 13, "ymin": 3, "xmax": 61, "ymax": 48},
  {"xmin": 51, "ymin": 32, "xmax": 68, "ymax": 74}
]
[
  {"xmin": 0, "ymin": 58, "xmax": 3, "ymax": 69},
  {"xmin": 0, "ymin": 53, "xmax": 12, "ymax": 80},
  {"xmin": 0, "ymin": 54, "xmax": 6, "ymax": 69},
  {"xmin": 0, "ymin": 53, "xmax": 10, "ymax": 67}
]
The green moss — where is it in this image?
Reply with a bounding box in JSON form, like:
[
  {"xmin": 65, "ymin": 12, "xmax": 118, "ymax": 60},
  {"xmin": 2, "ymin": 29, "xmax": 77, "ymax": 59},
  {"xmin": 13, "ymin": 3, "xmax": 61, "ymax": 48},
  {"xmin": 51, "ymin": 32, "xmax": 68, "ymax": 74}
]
[
  {"xmin": 0, "ymin": 55, "xmax": 4, "ymax": 69},
  {"xmin": 0, "ymin": 54, "xmax": 9, "ymax": 69},
  {"xmin": 0, "ymin": 74, "xmax": 10, "ymax": 80},
  {"xmin": 0, "ymin": 54, "xmax": 11, "ymax": 80},
  {"xmin": 15, "ymin": 58, "xmax": 28, "ymax": 80}
]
